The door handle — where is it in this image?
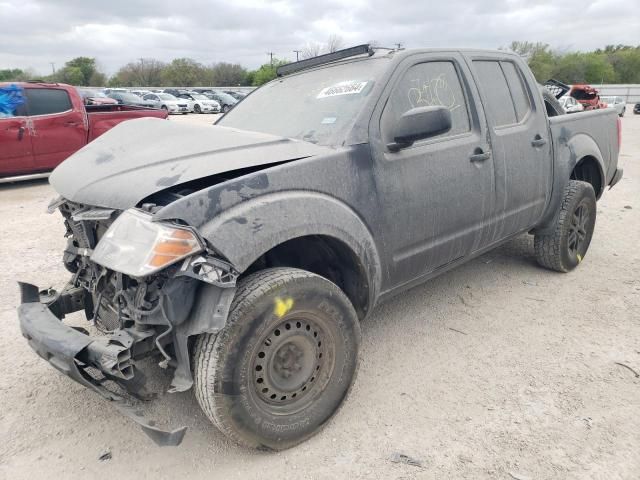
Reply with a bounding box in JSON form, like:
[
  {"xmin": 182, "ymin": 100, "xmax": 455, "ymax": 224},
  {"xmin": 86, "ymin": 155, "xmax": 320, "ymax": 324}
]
[
  {"xmin": 64, "ymin": 121, "xmax": 79, "ymax": 127},
  {"xmin": 470, "ymin": 148, "xmax": 490, "ymax": 163},
  {"xmin": 17, "ymin": 126, "xmax": 25, "ymax": 141},
  {"xmin": 531, "ymin": 135, "xmax": 547, "ymax": 147}
]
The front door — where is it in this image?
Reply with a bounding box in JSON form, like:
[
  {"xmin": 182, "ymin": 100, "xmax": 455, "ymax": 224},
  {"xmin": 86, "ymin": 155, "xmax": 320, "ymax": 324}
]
[
  {"xmin": 0, "ymin": 113, "xmax": 33, "ymax": 177},
  {"xmin": 370, "ymin": 53, "xmax": 496, "ymax": 289},
  {"xmin": 25, "ymin": 87, "xmax": 86, "ymax": 171}
]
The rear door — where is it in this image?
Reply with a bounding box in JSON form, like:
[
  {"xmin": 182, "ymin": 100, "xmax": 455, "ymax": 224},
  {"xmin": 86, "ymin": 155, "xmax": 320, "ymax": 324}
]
[
  {"xmin": 0, "ymin": 103, "xmax": 34, "ymax": 176},
  {"xmin": 25, "ymin": 87, "xmax": 86, "ymax": 170},
  {"xmin": 370, "ymin": 53, "xmax": 497, "ymax": 287},
  {"xmin": 467, "ymin": 55, "xmax": 552, "ymax": 240}
]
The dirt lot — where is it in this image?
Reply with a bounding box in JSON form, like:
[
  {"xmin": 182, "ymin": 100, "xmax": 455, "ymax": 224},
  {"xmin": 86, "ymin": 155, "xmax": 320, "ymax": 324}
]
[{"xmin": 0, "ymin": 112, "xmax": 638, "ymax": 480}]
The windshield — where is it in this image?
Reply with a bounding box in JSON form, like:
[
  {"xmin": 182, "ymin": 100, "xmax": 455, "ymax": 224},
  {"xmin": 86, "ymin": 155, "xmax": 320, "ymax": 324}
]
[
  {"xmin": 218, "ymin": 58, "xmax": 386, "ymax": 146},
  {"xmin": 159, "ymin": 94, "xmax": 176, "ymax": 100}
]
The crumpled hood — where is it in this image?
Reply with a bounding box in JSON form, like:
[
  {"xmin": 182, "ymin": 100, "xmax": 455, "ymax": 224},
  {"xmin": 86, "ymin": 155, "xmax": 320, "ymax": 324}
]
[{"xmin": 50, "ymin": 117, "xmax": 329, "ymax": 209}]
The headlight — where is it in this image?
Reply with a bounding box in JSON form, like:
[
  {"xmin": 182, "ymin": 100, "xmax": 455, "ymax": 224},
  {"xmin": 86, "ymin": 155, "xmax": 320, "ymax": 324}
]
[{"xmin": 91, "ymin": 209, "xmax": 203, "ymax": 277}]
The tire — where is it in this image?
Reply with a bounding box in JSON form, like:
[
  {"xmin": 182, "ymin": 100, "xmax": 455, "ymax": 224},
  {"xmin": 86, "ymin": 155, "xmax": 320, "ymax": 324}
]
[
  {"xmin": 534, "ymin": 180, "xmax": 596, "ymax": 272},
  {"xmin": 222, "ymin": 104, "xmax": 230, "ymax": 113},
  {"xmin": 194, "ymin": 104, "xmax": 202, "ymax": 114},
  {"xmin": 540, "ymin": 86, "xmax": 565, "ymax": 117},
  {"xmin": 620, "ymin": 108, "xmax": 625, "ymax": 117},
  {"xmin": 194, "ymin": 267, "xmax": 360, "ymax": 450}
]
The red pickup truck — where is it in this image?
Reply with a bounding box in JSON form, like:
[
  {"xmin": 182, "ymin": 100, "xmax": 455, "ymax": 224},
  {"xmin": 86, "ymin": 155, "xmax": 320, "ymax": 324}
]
[{"xmin": 0, "ymin": 82, "xmax": 168, "ymax": 181}]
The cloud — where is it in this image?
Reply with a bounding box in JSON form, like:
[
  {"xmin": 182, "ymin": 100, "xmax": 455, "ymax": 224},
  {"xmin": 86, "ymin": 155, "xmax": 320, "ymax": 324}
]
[{"xmin": 0, "ymin": 0, "xmax": 638, "ymax": 75}]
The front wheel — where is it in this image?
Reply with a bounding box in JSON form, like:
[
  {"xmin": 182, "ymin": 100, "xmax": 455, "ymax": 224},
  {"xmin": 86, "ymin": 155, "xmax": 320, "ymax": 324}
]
[
  {"xmin": 194, "ymin": 104, "xmax": 202, "ymax": 114},
  {"xmin": 194, "ymin": 268, "xmax": 360, "ymax": 450},
  {"xmin": 222, "ymin": 104, "xmax": 230, "ymax": 113},
  {"xmin": 534, "ymin": 180, "xmax": 596, "ymax": 272}
]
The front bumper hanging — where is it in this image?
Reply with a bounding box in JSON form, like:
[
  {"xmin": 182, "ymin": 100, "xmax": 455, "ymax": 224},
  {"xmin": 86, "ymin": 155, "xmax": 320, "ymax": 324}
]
[{"xmin": 17, "ymin": 282, "xmax": 187, "ymax": 446}]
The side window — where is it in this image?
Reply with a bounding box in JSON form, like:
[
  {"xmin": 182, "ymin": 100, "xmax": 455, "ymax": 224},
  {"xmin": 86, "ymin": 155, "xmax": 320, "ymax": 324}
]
[
  {"xmin": 472, "ymin": 61, "xmax": 516, "ymax": 126},
  {"xmin": 501, "ymin": 61, "xmax": 531, "ymax": 122},
  {"xmin": 143, "ymin": 95, "xmax": 153, "ymax": 100},
  {"xmin": 25, "ymin": 88, "xmax": 72, "ymax": 116},
  {"xmin": 382, "ymin": 61, "xmax": 470, "ymax": 144}
]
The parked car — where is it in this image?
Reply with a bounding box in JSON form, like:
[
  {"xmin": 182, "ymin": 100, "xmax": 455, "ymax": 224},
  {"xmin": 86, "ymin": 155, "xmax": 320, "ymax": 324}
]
[
  {"xmin": 0, "ymin": 82, "xmax": 167, "ymax": 180},
  {"xmin": 634, "ymin": 103, "xmax": 640, "ymax": 114},
  {"xmin": 600, "ymin": 96, "xmax": 626, "ymax": 117},
  {"xmin": 106, "ymin": 91, "xmax": 149, "ymax": 107},
  {"xmin": 76, "ymin": 88, "xmax": 118, "ymax": 106},
  {"xmin": 197, "ymin": 89, "xmax": 238, "ymax": 112},
  {"xmin": 176, "ymin": 92, "xmax": 221, "ymax": 113},
  {"xmin": 130, "ymin": 89, "xmax": 152, "ymax": 98},
  {"xmin": 559, "ymin": 95, "xmax": 584, "ymax": 113},
  {"xmin": 18, "ymin": 46, "xmax": 622, "ymax": 450},
  {"xmin": 223, "ymin": 90, "xmax": 247, "ymax": 100},
  {"xmin": 569, "ymin": 84, "xmax": 607, "ymax": 111},
  {"xmin": 141, "ymin": 93, "xmax": 190, "ymax": 114}
]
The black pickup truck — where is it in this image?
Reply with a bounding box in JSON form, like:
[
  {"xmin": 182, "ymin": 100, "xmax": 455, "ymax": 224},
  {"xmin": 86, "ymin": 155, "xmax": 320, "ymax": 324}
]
[{"xmin": 18, "ymin": 45, "xmax": 622, "ymax": 449}]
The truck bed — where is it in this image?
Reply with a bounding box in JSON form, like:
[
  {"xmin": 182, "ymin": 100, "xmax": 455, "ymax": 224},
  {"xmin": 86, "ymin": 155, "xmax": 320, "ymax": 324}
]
[
  {"xmin": 87, "ymin": 104, "xmax": 168, "ymax": 140},
  {"xmin": 549, "ymin": 107, "xmax": 620, "ymax": 187}
]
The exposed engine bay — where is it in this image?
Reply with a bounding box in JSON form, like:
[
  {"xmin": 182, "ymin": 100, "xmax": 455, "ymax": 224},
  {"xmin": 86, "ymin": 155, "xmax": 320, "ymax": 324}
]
[{"xmin": 18, "ymin": 197, "xmax": 239, "ymax": 445}]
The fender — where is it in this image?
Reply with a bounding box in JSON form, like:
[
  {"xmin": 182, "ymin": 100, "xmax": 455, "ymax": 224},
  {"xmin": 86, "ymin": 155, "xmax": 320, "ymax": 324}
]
[
  {"xmin": 198, "ymin": 190, "xmax": 382, "ymax": 312},
  {"xmin": 534, "ymin": 130, "xmax": 606, "ymax": 235}
]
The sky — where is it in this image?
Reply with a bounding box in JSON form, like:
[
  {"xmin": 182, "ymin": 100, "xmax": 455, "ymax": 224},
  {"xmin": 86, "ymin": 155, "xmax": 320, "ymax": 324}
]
[{"xmin": 1, "ymin": 0, "xmax": 638, "ymax": 75}]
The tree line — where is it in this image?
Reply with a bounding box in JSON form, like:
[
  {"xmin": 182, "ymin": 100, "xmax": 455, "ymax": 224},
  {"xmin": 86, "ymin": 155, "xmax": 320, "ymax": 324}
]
[
  {"xmin": 2, "ymin": 41, "xmax": 639, "ymax": 87},
  {"xmin": 505, "ymin": 42, "xmax": 640, "ymax": 84}
]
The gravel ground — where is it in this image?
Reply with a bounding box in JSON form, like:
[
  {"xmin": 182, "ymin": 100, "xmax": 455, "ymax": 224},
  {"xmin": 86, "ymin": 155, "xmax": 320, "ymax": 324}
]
[{"xmin": 0, "ymin": 111, "xmax": 638, "ymax": 480}]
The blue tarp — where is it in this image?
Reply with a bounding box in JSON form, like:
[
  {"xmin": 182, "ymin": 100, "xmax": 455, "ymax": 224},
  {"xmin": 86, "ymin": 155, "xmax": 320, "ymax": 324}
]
[{"xmin": 0, "ymin": 84, "xmax": 25, "ymax": 117}]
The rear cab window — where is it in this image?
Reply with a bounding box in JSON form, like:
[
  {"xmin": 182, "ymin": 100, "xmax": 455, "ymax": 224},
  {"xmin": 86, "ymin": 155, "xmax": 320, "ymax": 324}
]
[
  {"xmin": 472, "ymin": 60, "xmax": 532, "ymax": 127},
  {"xmin": 381, "ymin": 60, "xmax": 471, "ymax": 145},
  {"xmin": 25, "ymin": 88, "xmax": 73, "ymax": 116}
]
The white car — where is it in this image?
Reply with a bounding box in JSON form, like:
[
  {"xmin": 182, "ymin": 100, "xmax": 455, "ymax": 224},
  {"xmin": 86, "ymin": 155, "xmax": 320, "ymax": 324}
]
[
  {"xmin": 177, "ymin": 92, "xmax": 221, "ymax": 114},
  {"xmin": 559, "ymin": 95, "xmax": 584, "ymax": 114},
  {"xmin": 600, "ymin": 96, "xmax": 626, "ymax": 117},
  {"xmin": 141, "ymin": 93, "xmax": 190, "ymax": 114}
]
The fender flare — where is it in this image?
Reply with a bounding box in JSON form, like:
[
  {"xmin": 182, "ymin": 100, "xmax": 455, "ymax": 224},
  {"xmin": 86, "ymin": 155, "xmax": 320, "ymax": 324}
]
[{"xmin": 198, "ymin": 191, "xmax": 382, "ymax": 311}]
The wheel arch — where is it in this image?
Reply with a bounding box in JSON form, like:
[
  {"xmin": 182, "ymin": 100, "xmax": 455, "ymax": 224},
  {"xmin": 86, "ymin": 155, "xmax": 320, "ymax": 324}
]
[
  {"xmin": 533, "ymin": 133, "xmax": 605, "ymax": 235},
  {"xmin": 199, "ymin": 191, "xmax": 382, "ymax": 319}
]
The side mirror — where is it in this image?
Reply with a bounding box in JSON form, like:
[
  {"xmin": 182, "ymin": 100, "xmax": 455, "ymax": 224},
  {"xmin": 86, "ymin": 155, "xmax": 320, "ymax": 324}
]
[{"xmin": 387, "ymin": 106, "xmax": 452, "ymax": 152}]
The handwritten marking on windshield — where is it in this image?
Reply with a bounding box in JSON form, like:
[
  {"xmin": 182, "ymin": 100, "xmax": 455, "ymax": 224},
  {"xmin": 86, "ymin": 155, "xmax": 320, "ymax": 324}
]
[{"xmin": 407, "ymin": 74, "xmax": 461, "ymax": 111}]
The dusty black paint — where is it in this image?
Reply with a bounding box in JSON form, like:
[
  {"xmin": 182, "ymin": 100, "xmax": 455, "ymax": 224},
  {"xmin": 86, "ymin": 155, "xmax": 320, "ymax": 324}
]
[{"xmin": 19, "ymin": 48, "xmax": 622, "ymax": 445}]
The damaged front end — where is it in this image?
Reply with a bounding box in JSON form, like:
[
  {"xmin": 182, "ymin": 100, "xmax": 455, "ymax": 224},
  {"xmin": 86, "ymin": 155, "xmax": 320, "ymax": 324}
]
[{"xmin": 17, "ymin": 198, "xmax": 238, "ymax": 446}]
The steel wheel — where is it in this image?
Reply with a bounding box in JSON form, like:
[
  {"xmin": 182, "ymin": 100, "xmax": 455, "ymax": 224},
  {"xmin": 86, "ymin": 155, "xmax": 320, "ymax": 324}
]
[{"xmin": 251, "ymin": 314, "xmax": 334, "ymax": 414}]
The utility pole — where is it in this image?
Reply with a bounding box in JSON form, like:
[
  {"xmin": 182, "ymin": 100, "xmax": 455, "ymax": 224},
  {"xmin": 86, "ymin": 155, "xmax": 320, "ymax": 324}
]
[
  {"xmin": 395, "ymin": 43, "xmax": 403, "ymax": 50},
  {"xmin": 267, "ymin": 52, "xmax": 274, "ymax": 66},
  {"xmin": 50, "ymin": 62, "xmax": 56, "ymax": 75},
  {"xmin": 293, "ymin": 50, "xmax": 302, "ymax": 61}
]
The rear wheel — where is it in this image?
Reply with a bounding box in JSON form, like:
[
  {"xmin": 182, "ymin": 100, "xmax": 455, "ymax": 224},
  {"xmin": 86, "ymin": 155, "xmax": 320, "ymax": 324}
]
[
  {"xmin": 194, "ymin": 268, "xmax": 360, "ymax": 450},
  {"xmin": 222, "ymin": 104, "xmax": 230, "ymax": 113},
  {"xmin": 194, "ymin": 104, "xmax": 202, "ymax": 114},
  {"xmin": 534, "ymin": 180, "xmax": 596, "ymax": 272}
]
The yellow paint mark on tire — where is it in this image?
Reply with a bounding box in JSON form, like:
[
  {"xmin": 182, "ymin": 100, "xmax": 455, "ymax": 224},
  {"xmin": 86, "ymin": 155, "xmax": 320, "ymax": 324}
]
[
  {"xmin": 577, "ymin": 253, "xmax": 582, "ymax": 262},
  {"xmin": 274, "ymin": 297, "xmax": 294, "ymax": 318}
]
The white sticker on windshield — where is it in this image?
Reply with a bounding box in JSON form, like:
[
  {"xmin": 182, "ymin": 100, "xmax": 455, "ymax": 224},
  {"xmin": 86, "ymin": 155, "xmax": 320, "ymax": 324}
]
[
  {"xmin": 317, "ymin": 81, "xmax": 368, "ymax": 99},
  {"xmin": 321, "ymin": 117, "xmax": 337, "ymax": 124}
]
